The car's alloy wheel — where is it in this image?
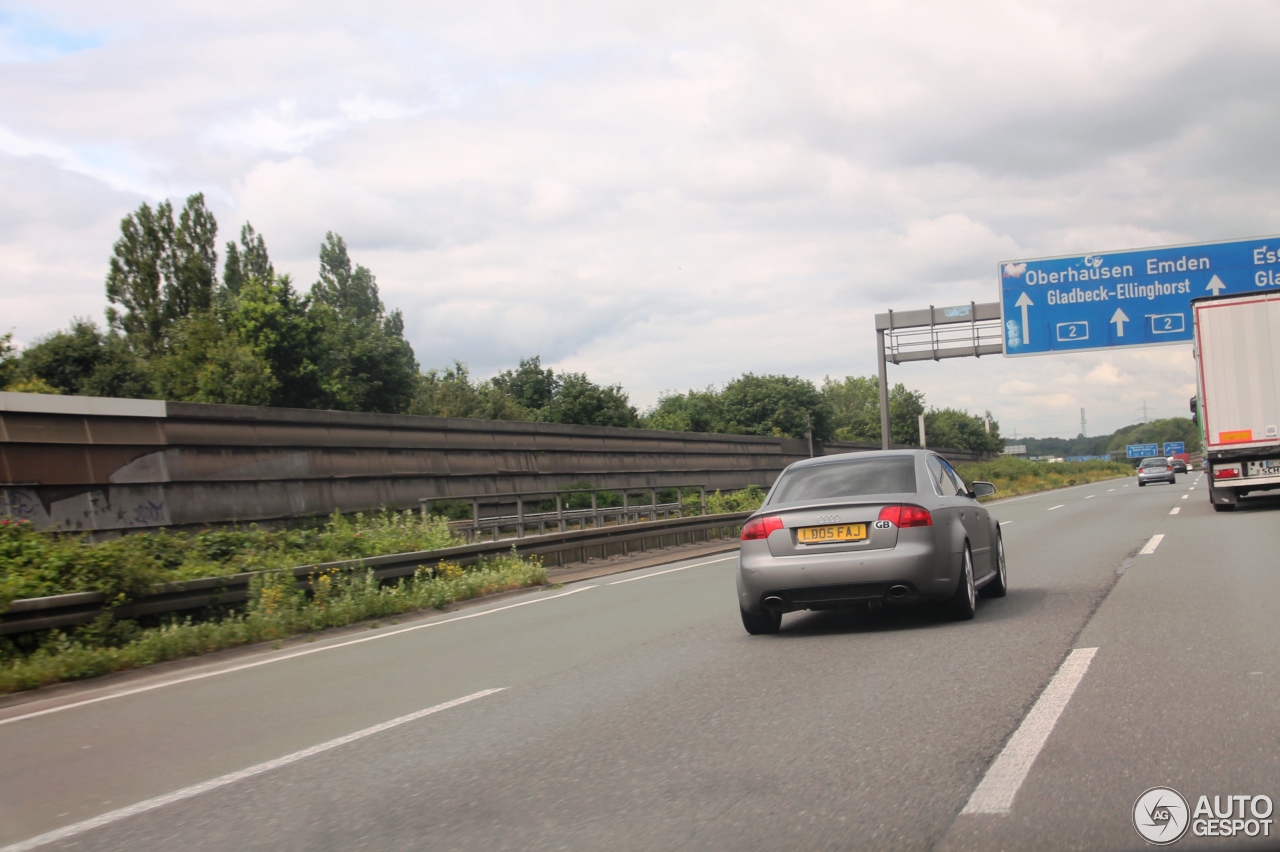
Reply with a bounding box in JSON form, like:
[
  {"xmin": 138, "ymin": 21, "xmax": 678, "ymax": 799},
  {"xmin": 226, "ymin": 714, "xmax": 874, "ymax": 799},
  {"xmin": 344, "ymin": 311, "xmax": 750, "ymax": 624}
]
[
  {"xmin": 981, "ymin": 533, "xmax": 1008, "ymax": 599},
  {"xmin": 740, "ymin": 606, "xmax": 782, "ymax": 635},
  {"xmin": 947, "ymin": 545, "xmax": 977, "ymax": 621}
]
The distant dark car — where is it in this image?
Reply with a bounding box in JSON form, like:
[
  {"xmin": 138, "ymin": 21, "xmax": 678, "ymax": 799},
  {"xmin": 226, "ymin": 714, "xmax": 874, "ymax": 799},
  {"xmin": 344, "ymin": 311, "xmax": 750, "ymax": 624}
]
[
  {"xmin": 736, "ymin": 450, "xmax": 1006, "ymax": 634},
  {"xmin": 1137, "ymin": 457, "xmax": 1176, "ymax": 486},
  {"xmin": 1170, "ymin": 457, "xmax": 1188, "ymax": 473}
]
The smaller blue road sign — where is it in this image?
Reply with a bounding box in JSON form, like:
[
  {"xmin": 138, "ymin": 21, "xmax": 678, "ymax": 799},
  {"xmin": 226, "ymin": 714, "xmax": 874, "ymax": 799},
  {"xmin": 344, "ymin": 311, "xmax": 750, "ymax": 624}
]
[
  {"xmin": 1163, "ymin": 441, "xmax": 1186, "ymax": 455},
  {"xmin": 1126, "ymin": 444, "xmax": 1160, "ymax": 458}
]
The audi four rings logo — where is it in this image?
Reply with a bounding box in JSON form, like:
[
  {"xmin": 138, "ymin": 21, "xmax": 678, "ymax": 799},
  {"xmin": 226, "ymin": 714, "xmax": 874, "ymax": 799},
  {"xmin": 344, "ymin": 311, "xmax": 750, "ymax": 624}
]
[{"xmin": 814, "ymin": 514, "xmax": 841, "ymax": 524}]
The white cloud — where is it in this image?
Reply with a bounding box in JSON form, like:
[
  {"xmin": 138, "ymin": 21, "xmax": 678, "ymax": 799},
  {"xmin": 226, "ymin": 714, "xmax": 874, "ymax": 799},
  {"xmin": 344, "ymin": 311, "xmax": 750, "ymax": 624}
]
[{"xmin": 2, "ymin": 0, "xmax": 1278, "ymax": 437}]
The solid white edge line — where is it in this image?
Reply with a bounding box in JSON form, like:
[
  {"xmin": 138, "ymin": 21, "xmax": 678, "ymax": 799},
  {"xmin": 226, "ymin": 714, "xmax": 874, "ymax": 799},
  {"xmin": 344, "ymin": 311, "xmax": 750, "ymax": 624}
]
[
  {"xmin": 0, "ymin": 688, "xmax": 505, "ymax": 852},
  {"xmin": 1140, "ymin": 534, "xmax": 1164, "ymax": 555},
  {"xmin": 0, "ymin": 587, "xmax": 594, "ymax": 728},
  {"xmin": 961, "ymin": 648, "xmax": 1098, "ymax": 815},
  {"xmin": 607, "ymin": 554, "xmax": 736, "ymax": 585}
]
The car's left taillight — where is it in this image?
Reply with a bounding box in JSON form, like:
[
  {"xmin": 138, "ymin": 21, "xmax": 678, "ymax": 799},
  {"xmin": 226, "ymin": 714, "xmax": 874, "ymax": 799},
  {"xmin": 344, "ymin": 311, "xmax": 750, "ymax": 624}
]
[{"xmin": 741, "ymin": 515, "xmax": 783, "ymax": 541}]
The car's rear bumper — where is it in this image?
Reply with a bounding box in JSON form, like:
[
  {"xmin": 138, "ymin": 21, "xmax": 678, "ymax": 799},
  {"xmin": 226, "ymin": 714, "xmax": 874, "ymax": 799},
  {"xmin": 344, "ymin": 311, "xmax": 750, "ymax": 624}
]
[{"xmin": 737, "ymin": 537, "xmax": 957, "ymax": 613}]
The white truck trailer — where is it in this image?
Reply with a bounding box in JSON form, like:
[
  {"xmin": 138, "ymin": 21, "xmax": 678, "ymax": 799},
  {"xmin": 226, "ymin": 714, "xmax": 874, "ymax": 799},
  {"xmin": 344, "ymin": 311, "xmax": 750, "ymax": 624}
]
[{"xmin": 1192, "ymin": 291, "xmax": 1280, "ymax": 510}]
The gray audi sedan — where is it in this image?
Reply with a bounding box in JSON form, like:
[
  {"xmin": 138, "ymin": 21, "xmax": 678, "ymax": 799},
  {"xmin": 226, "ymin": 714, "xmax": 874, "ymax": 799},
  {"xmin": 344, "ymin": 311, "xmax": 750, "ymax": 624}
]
[{"xmin": 736, "ymin": 449, "xmax": 1006, "ymax": 634}]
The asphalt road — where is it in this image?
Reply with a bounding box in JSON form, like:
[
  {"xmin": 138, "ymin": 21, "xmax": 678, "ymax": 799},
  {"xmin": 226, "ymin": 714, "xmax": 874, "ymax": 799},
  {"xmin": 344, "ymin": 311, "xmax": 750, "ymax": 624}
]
[{"xmin": 1, "ymin": 472, "xmax": 1278, "ymax": 851}]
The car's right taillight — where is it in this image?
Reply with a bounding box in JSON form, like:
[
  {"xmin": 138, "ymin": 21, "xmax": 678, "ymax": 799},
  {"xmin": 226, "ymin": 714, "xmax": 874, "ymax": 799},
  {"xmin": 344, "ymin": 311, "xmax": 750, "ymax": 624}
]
[
  {"xmin": 741, "ymin": 515, "xmax": 784, "ymax": 541},
  {"xmin": 877, "ymin": 504, "xmax": 932, "ymax": 528}
]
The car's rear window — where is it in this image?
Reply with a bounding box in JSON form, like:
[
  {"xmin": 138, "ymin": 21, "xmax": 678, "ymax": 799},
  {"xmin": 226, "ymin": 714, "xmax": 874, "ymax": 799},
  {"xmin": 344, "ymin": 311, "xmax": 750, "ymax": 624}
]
[
  {"xmin": 768, "ymin": 456, "xmax": 917, "ymax": 503},
  {"xmin": 1140, "ymin": 459, "xmax": 1167, "ymax": 468}
]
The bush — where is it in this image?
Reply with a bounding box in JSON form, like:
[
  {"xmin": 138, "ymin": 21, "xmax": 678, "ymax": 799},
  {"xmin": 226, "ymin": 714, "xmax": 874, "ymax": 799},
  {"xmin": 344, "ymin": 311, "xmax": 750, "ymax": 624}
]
[{"xmin": 955, "ymin": 458, "xmax": 1131, "ymax": 499}]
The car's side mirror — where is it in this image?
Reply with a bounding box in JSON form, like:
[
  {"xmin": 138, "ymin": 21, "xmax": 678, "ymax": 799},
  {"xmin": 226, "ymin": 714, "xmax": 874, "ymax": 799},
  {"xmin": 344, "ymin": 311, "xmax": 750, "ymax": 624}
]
[{"xmin": 970, "ymin": 481, "xmax": 996, "ymax": 498}]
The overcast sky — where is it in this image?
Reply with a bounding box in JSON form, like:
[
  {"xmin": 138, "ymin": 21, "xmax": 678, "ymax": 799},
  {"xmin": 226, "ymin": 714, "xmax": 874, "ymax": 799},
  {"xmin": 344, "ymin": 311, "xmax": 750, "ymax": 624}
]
[{"xmin": 3, "ymin": 1, "xmax": 1279, "ymax": 439}]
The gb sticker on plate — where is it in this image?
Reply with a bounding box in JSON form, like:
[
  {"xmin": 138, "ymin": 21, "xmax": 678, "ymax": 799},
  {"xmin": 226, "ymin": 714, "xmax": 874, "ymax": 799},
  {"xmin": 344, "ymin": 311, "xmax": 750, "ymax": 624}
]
[{"xmin": 873, "ymin": 520, "xmax": 893, "ymax": 530}]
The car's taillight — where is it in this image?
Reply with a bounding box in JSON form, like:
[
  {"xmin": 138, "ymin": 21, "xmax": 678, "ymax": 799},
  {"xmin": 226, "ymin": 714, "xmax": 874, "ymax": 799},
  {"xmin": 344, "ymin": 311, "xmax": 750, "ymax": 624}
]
[
  {"xmin": 877, "ymin": 504, "xmax": 932, "ymax": 528},
  {"xmin": 741, "ymin": 515, "xmax": 784, "ymax": 541},
  {"xmin": 1214, "ymin": 467, "xmax": 1240, "ymax": 480}
]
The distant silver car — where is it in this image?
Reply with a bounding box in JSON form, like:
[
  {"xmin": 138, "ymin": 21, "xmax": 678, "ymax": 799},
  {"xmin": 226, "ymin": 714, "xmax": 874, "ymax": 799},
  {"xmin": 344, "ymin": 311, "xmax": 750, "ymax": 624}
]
[
  {"xmin": 1137, "ymin": 457, "xmax": 1176, "ymax": 486},
  {"xmin": 736, "ymin": 450, "xmax": 1006, "ymax": 634}
]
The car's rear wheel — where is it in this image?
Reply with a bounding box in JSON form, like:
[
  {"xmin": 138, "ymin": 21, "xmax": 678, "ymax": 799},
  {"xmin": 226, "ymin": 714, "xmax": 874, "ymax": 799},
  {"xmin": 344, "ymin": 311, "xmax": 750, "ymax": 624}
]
[
  {"xmin": 1138, "ymin": 481, "xmax": 1146, "ymax": 487},
  {"xmin": 980, "ymin": 532, "xmax": 1008, "ymax": 599},
  {"xmin": 946, "ymin": 544, "xmax": 977, "ymax": 621},
  {"xmin": 740, "ymin": 606, "xmax": 782, "ymax": 635}
]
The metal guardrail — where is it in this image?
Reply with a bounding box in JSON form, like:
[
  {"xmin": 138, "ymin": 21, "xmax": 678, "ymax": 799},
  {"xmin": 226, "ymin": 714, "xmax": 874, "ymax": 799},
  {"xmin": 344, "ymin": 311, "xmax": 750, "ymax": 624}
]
[
  {"xmin": 420, "ymin": 485, "xmax": 707, "ymax": 543},
  {"xmin": 0, "ymin": 512, "xmax": 751, "ymax": 638}
]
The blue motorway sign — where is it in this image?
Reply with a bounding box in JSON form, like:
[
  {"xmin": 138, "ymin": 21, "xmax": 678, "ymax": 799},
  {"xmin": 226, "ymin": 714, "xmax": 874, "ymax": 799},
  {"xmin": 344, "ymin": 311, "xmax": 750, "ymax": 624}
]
[
  {"xmin": 1126, "ymin": 443, "xmax": 1160, "ymax": 459},
  {"xmin": 999, "ymin": 235, "xmax": 1280, "ymax": 355},
  {"xmin": 1163, "ymin": 441, "xmax": 1186, "ymax": 455}
]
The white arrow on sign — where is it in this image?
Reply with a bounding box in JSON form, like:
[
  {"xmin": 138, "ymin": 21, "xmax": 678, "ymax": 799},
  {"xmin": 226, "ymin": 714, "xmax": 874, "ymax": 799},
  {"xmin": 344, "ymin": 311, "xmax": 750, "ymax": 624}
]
[
  {"xmin": 1111, "ymin": 308, "xmax": 1129, "ymax": 337},
  {"xmin": 1206, "ymin": 274, "xmax": 1226, "ymax": 296},
  {"xmin": 1015, "ymin": 292, "xmax": 1033, "ymax": 345}
]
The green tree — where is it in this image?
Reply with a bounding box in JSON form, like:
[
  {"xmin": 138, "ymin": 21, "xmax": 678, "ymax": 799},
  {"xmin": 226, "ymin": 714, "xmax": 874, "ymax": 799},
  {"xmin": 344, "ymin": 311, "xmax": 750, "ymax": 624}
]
[
  {"xmin": 924, "ymin": 408, "xmax": 1003, "ymax": 453},
  {"xmin": 410, "ymin": 361, "xmax": 532, "ymax": 420},
  {"xmin": 105, "ymin": 200, "xmax": 173, "ymax": 355},
  {"xmin": 13, "ymin": 320, "xmax": 151, "ymax": 398},
  {"xmin": 308, "ymin": 233, "xmax": 418, "ymax": 413},
  {"xmin": 152, "ymin": 313, "xmax": 277, "ymax": 405},
  {"xmin": 222, "ymin": 222, "xmax": 275, "ymax": 295},
  {"xmin": 0, "ymin": 332, "xmax": 16, "ymax": 389},
  {"xmin": 166, "ymin": 193, "xmax": 218, "ymax": 322},
  {"xmin": 643, "ymin": 387, "xmax": 724, "ymax": 432},
  {"xmin": 105, "ymin": 194, "xmax": 218, "ymax": 355},
  {"xmin": 823, "ymin": 375, "xmax": 882, "ymax": 442},
  {"xmin": 719, "ymin": 373, "xmax": 833, "ymax": 440},
  {"xmin": 491, "ymin": 356, "xmax": 558, "ymax": 411},
  {"xmin": 1106, "ymin": 418, "xmax": 1201, "ymax": 455},
  {"xmin": 227, "ymin": 274, "xmax": 321, "ymax": 409},
  {"xmin": 540, "ymin": 372, "xmax": 639, "ymax": 428}
]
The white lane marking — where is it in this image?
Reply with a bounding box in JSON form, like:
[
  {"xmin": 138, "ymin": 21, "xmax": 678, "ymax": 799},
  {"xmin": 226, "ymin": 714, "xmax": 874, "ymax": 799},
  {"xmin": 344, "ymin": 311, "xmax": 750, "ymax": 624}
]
[
  {"xmin": 1084, "ymin": 495, "xmax": 1095, "ymax": 500},
  {"xmin": 0, "ymin": 587, "xmax": 594, "ymax": 728},
  {"xmin": 1181, "ymin": 494, "xmax": 1189, "ymax": 500},
  {"xmin": 607, "ymin": 555, "xmax": 736, "ymax": 585},
  {"xmin": 1047, "ymin": 505, "xmax": 1064, "ymax": 511},
  {"xmin": 0, "ymin": 689, "xmax": 504, "ymax": 852},
  {"xmin": 998, "ymin": 521, "xmax": 1013, "ymax": 526},
  {"xmin": 1169, "ymin": 507, "xmax": 1181, "ymax": 515},
  {"xmin": 1107, "ymin": 489, "xmax": 1115, "ymax": 492},
  {"xmin": 1140, "ymin": 534, "xmax": 1164, "ymax": 555},
  {"xmin": 961, "ymin": 648, "xmax": 1098, "ymax": 815}
]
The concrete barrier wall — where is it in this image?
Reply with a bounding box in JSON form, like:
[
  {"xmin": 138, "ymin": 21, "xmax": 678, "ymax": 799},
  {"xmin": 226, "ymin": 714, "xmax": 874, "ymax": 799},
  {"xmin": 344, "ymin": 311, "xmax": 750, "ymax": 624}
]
[{"xmin": 0, "ymin": 392, "xmax": 985, "ymax": 533}]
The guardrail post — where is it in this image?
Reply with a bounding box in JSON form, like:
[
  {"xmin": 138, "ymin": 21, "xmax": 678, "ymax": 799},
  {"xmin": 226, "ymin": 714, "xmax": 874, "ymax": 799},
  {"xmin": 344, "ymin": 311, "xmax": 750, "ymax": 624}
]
[
  {"xmin": 649, "ymin": 489, "xmax": 657, "ymax": 522},
  {"xmin": 591, "ymin": 491, "xmax": 599, "ymax": 529},
  {"xmin": 556, "ymin": 494, "xmax": 565, "ymax": 533},
  {"xmin": 622, "ymin": 490, "xmax": 629, "ymax": 524},
  {"xmin": 516, "ymin": 496, "xmax": 525, "ymax": 539}
]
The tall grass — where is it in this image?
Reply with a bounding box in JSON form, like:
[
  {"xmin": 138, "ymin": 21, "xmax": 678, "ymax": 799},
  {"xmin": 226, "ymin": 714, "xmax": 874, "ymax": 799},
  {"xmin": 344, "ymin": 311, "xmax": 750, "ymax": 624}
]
[
  {"xmin": 955, "ymin": 457, "xmax": 1132, "ymax": 499},
  {"xmin": 0, "ymin": 552, "xmax": 546, "ymax": 695},
  {"xmin": 0, "ymin": 509, "xmax": 458, "ymax": 610}
]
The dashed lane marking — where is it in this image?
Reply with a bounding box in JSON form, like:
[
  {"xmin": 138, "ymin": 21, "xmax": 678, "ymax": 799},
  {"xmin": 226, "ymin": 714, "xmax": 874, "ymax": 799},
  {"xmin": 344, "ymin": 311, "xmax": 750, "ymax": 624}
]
[
  {"xmin": 1140, "ymin": 534, "xmax": 1164, "ymax": 554},
  {"xmin": 1170, "ymin": 507, "xmax": 1181, "ymax": 515},
  {"xmin": 0, "ymin": 689, "xmax": 506, "ymax": 852},
  {"xmin": 961, "ymin": 648, "xmax": 1098, "ymax": 814},
  {"xmin": 1047, "ymin": 505, "xmax": 1064, "ymax": 511}
]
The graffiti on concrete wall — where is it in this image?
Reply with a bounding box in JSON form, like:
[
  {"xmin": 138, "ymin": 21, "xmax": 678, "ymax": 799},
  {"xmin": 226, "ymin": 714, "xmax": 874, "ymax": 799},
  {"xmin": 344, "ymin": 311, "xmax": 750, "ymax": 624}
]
[{"xmin": 0, "ymin": 486, "xmax": 169, "ymax": 531}]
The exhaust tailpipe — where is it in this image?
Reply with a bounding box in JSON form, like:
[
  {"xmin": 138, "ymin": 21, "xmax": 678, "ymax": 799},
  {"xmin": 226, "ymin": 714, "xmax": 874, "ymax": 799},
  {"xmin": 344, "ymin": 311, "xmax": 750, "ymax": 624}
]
[
  {"xmin": 887, "ymin": 585, "xmax": 910, "ymax": 599},
  {"xmin": 763, "ymin": 595, "xmax": 785, "ymax": 610}
]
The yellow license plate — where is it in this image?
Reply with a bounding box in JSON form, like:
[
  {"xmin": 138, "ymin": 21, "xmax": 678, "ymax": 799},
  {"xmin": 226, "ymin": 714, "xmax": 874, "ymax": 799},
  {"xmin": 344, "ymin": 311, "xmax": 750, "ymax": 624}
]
[{"xmin": 797, "ymin": 523, "xmax": 867, "ymax": 544}]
